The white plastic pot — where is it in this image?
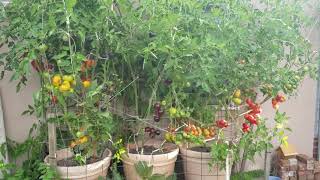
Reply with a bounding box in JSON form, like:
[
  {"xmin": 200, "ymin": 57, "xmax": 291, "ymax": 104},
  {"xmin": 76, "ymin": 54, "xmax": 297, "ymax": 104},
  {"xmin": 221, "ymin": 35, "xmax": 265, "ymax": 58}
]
[
  {"xmin": 180, "ymin": 146, "xmax": 226, "ymax": 180},
  {"xmin": 122, "ymin": 142, "xmax": 179, "ymax": 180},
  {"xmin": 44, "ymin": 148, "xmax": 112, "ymax": 180}
]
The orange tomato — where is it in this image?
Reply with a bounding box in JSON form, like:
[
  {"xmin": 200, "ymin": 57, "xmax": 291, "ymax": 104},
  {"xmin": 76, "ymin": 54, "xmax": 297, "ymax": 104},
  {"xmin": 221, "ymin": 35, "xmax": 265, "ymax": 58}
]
[
  {"xmin": 79, "ymin": 136, "xmax": 89, "ymax": 144},
  {"xmin": 82, "ymin": 80, "xmax": 91, "ymax": 88},
  {"xmin": 69, "ymin": 141, "xmax": 77, "ymax": 148}
]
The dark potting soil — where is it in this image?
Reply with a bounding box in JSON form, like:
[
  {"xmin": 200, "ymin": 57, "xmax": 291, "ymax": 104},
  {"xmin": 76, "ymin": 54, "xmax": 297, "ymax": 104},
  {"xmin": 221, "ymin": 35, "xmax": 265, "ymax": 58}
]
[
  {"xmin": 189, "ymin": 146, "xmax": 210, "ymax": 153},
  {"xmin": 129, "ymin": 145, "xmax": 171, "ymax": 155},
  {"xmin": 57, "ymin": 156, "xmax": 103, "ymax": 167},
  {"xmin": 56, "ymin": 151, "xmax": 110, "ymax": 167}
]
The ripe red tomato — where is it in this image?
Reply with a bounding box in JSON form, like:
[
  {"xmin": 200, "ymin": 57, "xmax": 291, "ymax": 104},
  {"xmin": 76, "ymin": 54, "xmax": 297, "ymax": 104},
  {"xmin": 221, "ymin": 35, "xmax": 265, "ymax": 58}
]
[
  {"xmin": 216, "ymin": 119, "xmax": 228, "ymax": 128},
  {"xmin": 276, "ymin": 94, "xmax": 286, "ymax": 103},
  {"xmin": 51, "ymin": 95, "xmax": 58, "ymax": 104},
  {"xmin": 242, "ymin": 123, "xmax": 250, "ymax": 133}
]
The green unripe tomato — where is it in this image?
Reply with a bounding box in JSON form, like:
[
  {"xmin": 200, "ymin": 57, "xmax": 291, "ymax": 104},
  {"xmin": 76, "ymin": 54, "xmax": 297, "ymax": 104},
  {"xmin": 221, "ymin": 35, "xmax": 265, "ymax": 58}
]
[
  {"xmin": 180, "ymin": 111, "xmax": 186, "ymax": 117},
  {"xmin": 303, "ymin": 66, "xmax": 309, "ymax": 72},
  {"xmin": 161, "ymin": 100, "xmax": 167, "ymax": 106},
  {"xmin": 43, "ymin": 72, "xmax": 50, "ymax": 78},
  {"xmin": 186, "ymin": 82, "xmax": 191, "ymax": 87},
  {"xmin": 182, "ymin": 132, "xmax": 188, "ymax": 138},
  {"xmin": 62, "ymin": 34, "xmax": 69, "ymax": 42},
  {"xmin": 76, "ymin": 131, "xmax": 83, "ymax": 138},
  {"xmin": 285, "ymin": 84, "xmax": 292, "ymax": 90},
  {"xmin": 39, "ymin": 44, "xmax": 48, "ymax": 53}
]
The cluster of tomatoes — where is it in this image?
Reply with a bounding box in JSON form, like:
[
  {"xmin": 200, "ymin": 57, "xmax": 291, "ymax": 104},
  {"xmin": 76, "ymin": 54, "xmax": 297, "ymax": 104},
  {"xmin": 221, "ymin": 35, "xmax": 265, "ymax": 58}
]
[
  {"xmin": 52, "ymin": 74, "xmax": 76, "ymax": 92},
  {"xmin": 49, "ymin": 74, "xmax": 92, "ymax": 104},
  {"xmin": 183, "ymin": 124, "xmax": 216, "ymax": 140},
  {"xmin": 232, "ymin": 89, "xmax": 242, "ymax": 105},
  {"xmin": 153, "ymin": 102, "xmax": 165, "ymax": 122},
  {"xmin": 164, "ymin": 127, "xmax": 177, "ymax": 142},
  {"xmin": 69, "ymin": 130, "xmax": 89, "ymax": 148},
  {"xmin": 145, "ymin": 127, "xmax": 161, "ymax": 138},
  {"xmin": 81, "ymin": 59, "xmax": 96, "ymax": 72},
  {"xmin": 216, "ymin": 119, "xmax": 229, "ymax": 129},
  {"xmin": 272, "ymin": 94, "xmax": 286, "ymax": 109},
  {"xmin": 168, "ymin": 107, "xmax": 191, "ymax": 119},
  {"xmin": 242, "ymin": 99, "xmax": 261, "ymax": 133}
]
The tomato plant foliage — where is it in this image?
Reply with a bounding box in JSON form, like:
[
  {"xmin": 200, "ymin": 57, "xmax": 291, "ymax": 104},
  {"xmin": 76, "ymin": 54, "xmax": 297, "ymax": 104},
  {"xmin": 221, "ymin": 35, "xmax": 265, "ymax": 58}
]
[{"xmin": 0, "ymin": 0, "xmax": 319, "ymax": 175}]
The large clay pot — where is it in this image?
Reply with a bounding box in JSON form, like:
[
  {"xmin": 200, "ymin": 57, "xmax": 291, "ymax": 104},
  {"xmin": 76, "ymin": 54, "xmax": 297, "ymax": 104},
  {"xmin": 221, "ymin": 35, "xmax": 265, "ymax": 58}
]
[
  {"xmin": 122, "ymin": 141, "xmax": 179, "ymax": 180},
  {"xmin": 180, "ymin": 146, "xmax": 227, "ymax": 180},
  {"xmin": 44, "ymin": 148, "xmax": 112, "ymax": 180}
]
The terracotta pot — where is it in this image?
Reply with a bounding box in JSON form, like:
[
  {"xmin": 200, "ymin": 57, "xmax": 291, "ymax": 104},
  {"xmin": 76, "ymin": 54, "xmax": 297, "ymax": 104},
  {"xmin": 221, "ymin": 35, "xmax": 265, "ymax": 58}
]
[
  {"xmin": 122, "ymin": 142, "xmax": 179, "ymax": 180},
  {"xmin": 180, "ymin": 146, "xmax": 227, "ymax": 180},
  {"xmin": 44, "ymin": 148, "xmax": 112, "ymax": 180}
]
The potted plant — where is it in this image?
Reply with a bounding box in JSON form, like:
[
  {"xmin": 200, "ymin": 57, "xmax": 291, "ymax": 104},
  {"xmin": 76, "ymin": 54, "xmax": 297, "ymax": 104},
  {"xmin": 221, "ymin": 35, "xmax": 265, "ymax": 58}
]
[
  {"xmin": 0, "ymin": 0, "xmax": 126, "ymax": 179},
  {"xmin": 41, "ymin": 69, "xmax": 118, "ymax": 179}
]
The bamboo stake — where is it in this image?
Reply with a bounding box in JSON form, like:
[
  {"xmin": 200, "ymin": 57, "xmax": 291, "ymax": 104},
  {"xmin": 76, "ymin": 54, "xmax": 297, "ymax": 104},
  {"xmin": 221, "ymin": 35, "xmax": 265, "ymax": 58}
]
[{"xmin": 47, "ymin": 112, "xmax": 57, "ymax": 166}]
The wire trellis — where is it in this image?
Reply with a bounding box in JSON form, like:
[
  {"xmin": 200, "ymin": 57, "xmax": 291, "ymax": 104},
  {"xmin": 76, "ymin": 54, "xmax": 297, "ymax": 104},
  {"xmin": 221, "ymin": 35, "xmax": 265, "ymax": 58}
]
[{"xmin": 44, "ymin": 102, "xmax": 242, "ymax": 180}]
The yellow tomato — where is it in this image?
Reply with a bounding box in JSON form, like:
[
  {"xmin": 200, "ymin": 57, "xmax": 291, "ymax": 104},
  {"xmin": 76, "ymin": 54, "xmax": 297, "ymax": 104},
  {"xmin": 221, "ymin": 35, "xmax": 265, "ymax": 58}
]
[
  {"xmin": 233, "ymin": 89, "xmax": 241, "ymax": 98},
  {"xmin": 232, "ymin": 98, "xmax": 242, "ymax": 105},
  {"xmin": 79, "ymin": 136, "xmax": 89, "ymax": 144},
  {"xmin": 59, "ymin": 81, "xmax": 71, "ymax": 92},
  {"xmin": 165, "ymin": 133, "xmax": 172, "ymax": 142},
  {"xmin": 82, "ymin": 80, "xmax": 91, "ymax": 88},
  {"xmin": 62, "ymin": 75, "xmax": 73, "ymax": 82},
  {"xmin": 52, "ymin": 75, "xmax": 62, "ymax": 87},
  {"xmin": 203, "ymin": 129, "xmax": 210, "ymax": 136}
]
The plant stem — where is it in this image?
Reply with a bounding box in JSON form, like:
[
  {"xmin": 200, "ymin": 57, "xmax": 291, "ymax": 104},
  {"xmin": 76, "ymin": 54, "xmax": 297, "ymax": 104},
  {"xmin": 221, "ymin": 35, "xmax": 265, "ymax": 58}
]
[
  {"xmin": 124, "ymin": 56, "xmax": 139, "ymax": 115},
  {"xmin": 144, "ymin": 68, "xmax": 165, "ymax": 118}
]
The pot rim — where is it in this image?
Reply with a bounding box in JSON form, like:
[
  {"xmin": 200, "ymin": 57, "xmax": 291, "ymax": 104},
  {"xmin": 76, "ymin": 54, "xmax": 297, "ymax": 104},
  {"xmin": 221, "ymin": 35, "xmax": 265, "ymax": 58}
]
[
  {"xmin": 124, "ymin": 142, "xmax": 178, "ymax": 157},
  {"xmin": 44, "ymin": 148, "xmax": 112, "ymax": 169}
]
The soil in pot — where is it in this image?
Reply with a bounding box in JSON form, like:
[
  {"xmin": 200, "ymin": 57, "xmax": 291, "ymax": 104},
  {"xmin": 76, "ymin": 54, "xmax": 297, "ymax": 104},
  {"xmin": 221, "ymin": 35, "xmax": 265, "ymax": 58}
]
[
  {"xmin": 189, "ymin": 146, "xmax": 211, "ymax": 152},
  {"xmin": 129, "ymin": 145, "xmax": 172, "ymax": 155},
  {"xmin": 57, "ymin": 156, "xmax": 103, "ymax": 167}
]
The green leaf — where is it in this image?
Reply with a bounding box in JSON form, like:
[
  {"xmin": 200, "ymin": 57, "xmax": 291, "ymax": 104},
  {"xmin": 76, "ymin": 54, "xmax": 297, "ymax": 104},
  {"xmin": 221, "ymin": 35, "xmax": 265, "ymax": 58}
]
[
  {"xmin": 150, "ymin": 174, "xmax": 166, "ymax": 180},
  {"xmin": 66, "ymin": 0, "xmax": 77, "ymax": 12},
  {"xmin": 134, "ymin": 161, "xmax": 153, "ymax": 179},
  {"xmin": 56, "ymin": 94, "xmax": 67, "ymax": 110}
]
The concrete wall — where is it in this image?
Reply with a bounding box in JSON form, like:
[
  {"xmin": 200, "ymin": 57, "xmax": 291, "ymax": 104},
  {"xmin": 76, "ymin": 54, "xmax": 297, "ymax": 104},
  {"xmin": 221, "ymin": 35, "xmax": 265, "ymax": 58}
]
[{"xmin": 0, "ymin": 45, "xmax": 40, "ymax": 142}]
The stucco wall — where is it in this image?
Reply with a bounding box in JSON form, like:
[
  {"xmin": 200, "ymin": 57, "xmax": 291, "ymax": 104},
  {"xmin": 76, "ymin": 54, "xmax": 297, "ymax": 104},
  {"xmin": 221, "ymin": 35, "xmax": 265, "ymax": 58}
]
[{"xmin": 0, "ymin": 71, "xmax": 40, "ymax": 143}]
